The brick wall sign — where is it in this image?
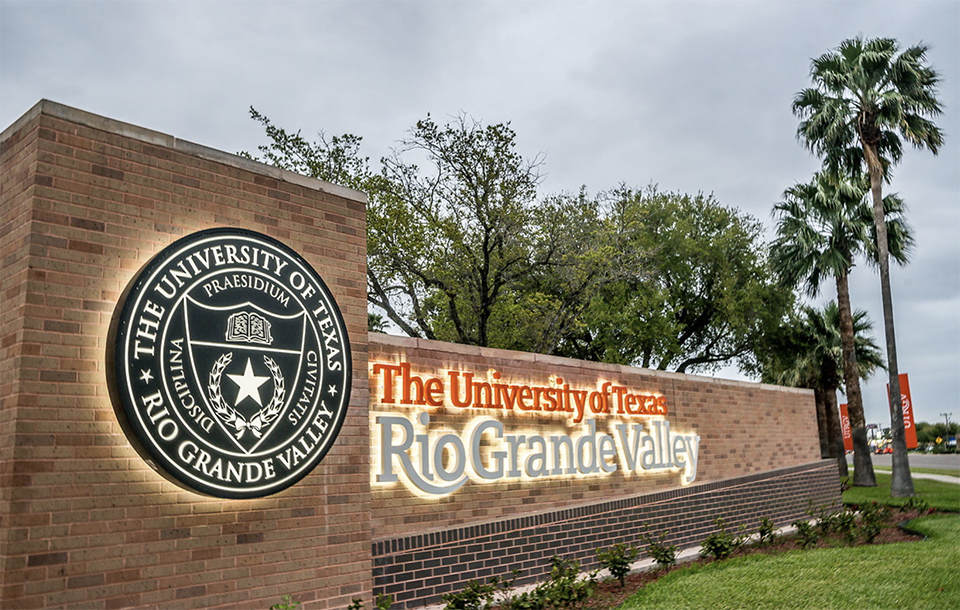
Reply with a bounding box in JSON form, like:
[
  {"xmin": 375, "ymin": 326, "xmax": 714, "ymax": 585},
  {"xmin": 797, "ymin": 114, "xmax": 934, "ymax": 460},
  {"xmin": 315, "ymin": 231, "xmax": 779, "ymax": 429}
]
[
  {"xmin": 1, "ymin": 101, "xmax": 837, "ymax": 610},
  {"xmin": 367, "ymin": 336, "xmax": 837, "ymax": 608},
  {"xmin": 2, "ymin": 101, "xmax": 371, "ymax": 610},
  {"xmin": 107, "ymin": 227, "xmax": 352, "ymax": 499}
]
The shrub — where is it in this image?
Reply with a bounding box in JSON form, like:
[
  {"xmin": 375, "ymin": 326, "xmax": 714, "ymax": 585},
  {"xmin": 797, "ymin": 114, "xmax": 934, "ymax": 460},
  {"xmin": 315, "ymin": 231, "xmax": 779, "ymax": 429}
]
[
  {"xmin": 541, "ymin": 557, "xmax": 596, "ymax": 608},
  {"xmin": 809, "ymin": 503, "xmax": 839, "ymax": 535},
  {"xmin": 859, "ymin": 501, "xmax": 891, "ymax": 543},
  {"xmin": 792, "ymin": 519, "xmax": 820, "ymax": 549},
  {"xmin": 699, "ymin": 517, "xmax": 747, "ymax": 560},
  {"xmin": 831, "ymin": 509, "xmax": 859, "ymax": 544},
  {"xmin": 446, "ymin": 558, "xmax": 595, "ymax": 610},
  {"xmin": 756, "ymin": 517, "xmax": 778, "ymax": 546},
  {"xmin": 271, "ymin": 595, "xmax": 301, "ymax": 610},
  {"xmin": 442, "ymin": 577, "xmax": 507, "ymax": 610},
  {"xmin": 640, "ymin": 526, "xmax": 678, "ymax": 570},
  {"xmin": 443, "ymin": 571, "xmax": 520, "ymax": 610},
  {"xmin": 501, "ymin": 557, "xmax": 595, "ymax": 610},
  {"xmin": 349, "ymin": 594, "xmax": 393, "ymax": 610},
  {"xmin": 596, "ymin": 542, "xmax": 638, "ymax": 587},
  {"xmin": 502, "ymin": 589, "xmax": 546, "ymax": 610},
  {"xmin": 900, "ymin": 497, "xmax": 931, "ymax": 515}
]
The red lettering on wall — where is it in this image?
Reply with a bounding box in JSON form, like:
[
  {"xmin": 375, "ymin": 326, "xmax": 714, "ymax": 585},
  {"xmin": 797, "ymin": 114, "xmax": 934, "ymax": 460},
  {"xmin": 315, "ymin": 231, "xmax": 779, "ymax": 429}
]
[{"xmin": 370, "ymin": 361, "xmax": 669, "ymax": 422}]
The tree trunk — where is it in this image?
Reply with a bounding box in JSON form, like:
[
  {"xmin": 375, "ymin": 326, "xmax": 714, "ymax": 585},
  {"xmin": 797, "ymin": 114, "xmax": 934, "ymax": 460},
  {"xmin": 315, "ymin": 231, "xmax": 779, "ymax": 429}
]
[
  {"xmin": 863, "ymin": 142, "xmax": 915, "ymax": 497},
  {"xmin": 823, "ymin": 386, "xmax": 849, "ymax": 478},
  {"xmin": 813, "ymin": 388, "xmax": 831, "ymax": 459},
  {"xmin": 835, "ymin": 272, "xmax": 876, "ymax": 486}
]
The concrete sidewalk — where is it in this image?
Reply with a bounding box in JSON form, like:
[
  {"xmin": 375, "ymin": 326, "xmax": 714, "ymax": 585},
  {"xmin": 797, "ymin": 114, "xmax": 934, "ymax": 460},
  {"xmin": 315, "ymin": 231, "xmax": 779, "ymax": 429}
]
[
  {"xmin": 874, "ymin": 469, "xmax": 960, "ymax": 484},
  {"xmin": 847, "ymin": 453, "xmax": 960, "ymax": 484}
]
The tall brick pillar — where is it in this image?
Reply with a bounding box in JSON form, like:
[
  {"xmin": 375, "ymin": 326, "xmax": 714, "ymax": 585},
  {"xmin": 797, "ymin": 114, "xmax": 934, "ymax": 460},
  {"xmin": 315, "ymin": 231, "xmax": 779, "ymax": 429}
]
[{"xmin": 1, "ymin": 100, "xmax": 371, "ymax": 609}]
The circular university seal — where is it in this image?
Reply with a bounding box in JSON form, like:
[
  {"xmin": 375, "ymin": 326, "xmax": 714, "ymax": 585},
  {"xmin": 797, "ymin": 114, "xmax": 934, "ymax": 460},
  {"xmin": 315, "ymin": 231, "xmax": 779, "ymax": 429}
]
[{"xmin": 108, "ymin": 228, "xmax": 352, "ymax": 498}]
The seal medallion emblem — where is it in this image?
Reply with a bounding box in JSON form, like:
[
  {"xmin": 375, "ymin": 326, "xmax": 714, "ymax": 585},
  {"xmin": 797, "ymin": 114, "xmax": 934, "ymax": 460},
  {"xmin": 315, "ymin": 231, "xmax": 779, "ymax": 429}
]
[{"xmin": 108, "ymin": 228, "xmax": 351, "ymax": 498}]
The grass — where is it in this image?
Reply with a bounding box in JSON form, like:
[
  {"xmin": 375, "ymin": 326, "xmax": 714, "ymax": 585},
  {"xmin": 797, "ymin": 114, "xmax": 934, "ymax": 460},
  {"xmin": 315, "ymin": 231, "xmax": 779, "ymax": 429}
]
[
  {"xmin": 844, "ymin": 471, "xmax": 960, "ymax": 512},
  {"xmin": 618, "ymin": 473, "xmax": 959, "ymax": 610},
  {"xmin": 618, "ymin": 513, "xmax": 959, "ymax": 610}
]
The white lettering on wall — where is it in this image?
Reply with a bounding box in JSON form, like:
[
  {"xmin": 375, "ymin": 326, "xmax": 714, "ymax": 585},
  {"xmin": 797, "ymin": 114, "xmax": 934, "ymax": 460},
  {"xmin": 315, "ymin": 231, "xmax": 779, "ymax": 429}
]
[{"xmin": 373, "ymin": 412, "xmax": 700, "ymax": 497}]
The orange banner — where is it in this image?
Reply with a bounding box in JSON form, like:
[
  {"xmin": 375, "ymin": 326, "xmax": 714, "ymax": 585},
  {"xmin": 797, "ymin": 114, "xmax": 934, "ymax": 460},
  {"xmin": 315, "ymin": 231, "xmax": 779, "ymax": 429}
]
[
  {"xmin": 839, "ymin": 403, "xmax": 853, "ymax": 451},
  {"xmin": 887, "ymin": 373, "xmax": 918, "ymax": 449}
]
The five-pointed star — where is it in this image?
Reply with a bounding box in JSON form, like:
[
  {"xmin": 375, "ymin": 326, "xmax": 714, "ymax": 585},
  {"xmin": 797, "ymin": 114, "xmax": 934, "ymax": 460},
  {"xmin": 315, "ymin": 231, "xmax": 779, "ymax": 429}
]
[
  {"xmin": 139, "ymin": 369, "xmax": 153, "ymax": 383},
  {"xmin": 328, "ymin": 385, "xmax": 338, "ymax": 396},
  {"xmin": 227, "ymin": 358, "xmax": 269, "ymax": 407}
]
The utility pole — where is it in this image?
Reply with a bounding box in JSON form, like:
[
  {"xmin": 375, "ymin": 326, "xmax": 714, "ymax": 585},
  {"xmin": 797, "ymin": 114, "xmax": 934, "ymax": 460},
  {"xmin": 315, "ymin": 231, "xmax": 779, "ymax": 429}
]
[{"xmin": 942, "ymin": 413, "xmax": 952, "ymax": 432}]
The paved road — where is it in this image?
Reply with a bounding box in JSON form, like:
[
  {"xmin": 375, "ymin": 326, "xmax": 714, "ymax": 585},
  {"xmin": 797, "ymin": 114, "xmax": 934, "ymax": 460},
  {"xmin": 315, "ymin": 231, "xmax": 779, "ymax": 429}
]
[
  {"xmin": 846, "ymin": 452, "xmax": 960, "ymax": 483},
  {"xmin": 847, "ymin": 452, "xmax": 959, "ymax": 469}
]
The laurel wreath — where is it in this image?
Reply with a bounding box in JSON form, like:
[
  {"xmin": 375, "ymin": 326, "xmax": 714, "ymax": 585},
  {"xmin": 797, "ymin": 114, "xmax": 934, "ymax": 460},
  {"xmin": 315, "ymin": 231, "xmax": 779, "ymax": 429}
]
[{"xmin": 208, "ymin": 352, "xmax": 286, "ymax": 439}]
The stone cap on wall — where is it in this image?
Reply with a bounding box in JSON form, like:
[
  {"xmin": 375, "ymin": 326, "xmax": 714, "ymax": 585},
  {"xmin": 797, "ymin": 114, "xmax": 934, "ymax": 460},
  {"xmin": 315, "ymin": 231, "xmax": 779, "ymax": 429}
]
[
  {"xmin": 1, "ymin": 99, "xmax": 367, "ymax": 205},
  {"xmin": 369, "ymin": 332, "xmax": 813, "ymax": 395}
]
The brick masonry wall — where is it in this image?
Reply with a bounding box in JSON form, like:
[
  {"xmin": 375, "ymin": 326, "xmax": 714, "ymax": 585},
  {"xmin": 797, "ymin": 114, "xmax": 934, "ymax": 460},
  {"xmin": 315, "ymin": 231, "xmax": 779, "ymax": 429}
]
[
  {"xmin": 368, "ymin": 335, "xmax": 838, "ymax": 608},
  {"xmin": 368, "ymin": 334, "xmax": 824, "ymax": 540},
  {"xmin": 0, "ymin": 101, "xmax": 371, "ymax": 610},
  {"xmin": 373, "ymin": 462, "xmax": 840, "ymax": 609},
  {"xmin": 1, "ymin": 100, "xmax": 837, "ymax": 610}
]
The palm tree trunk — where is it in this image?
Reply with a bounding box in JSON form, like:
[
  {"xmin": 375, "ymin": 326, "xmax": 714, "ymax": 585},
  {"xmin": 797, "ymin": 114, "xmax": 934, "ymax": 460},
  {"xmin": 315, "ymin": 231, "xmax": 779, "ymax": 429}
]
[
  {"xmin": 823, "ymin": 386, "xmax": 848, "ymax": 478},
  {"xmin": 864, "ymin": 143, "xmax": 915, "ymax": 497},
  {"xmin": 836, "ymin": 271, "xmax": 876, "ymax": 486}
]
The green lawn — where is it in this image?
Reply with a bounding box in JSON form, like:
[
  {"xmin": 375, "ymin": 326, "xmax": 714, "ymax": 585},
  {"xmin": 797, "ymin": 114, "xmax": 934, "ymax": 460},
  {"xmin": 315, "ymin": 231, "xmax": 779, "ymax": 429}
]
[
  {"xmin": 619, "ymin": 513, "xmax": 959, "ymax": 610},
  {"xmin": 844, "ymin": 471, "xmax": 960, "ymax": 512},
  {"xmin": 619, "ymin": 473, "xmax": 959, "ymax": 610}
]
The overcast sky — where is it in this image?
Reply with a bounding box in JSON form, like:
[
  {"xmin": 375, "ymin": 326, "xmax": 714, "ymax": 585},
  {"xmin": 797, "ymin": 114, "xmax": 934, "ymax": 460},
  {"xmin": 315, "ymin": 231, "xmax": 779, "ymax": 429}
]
[{"xmin": 2, "ymin": 0, "xmax": 957, "ymax": 428}]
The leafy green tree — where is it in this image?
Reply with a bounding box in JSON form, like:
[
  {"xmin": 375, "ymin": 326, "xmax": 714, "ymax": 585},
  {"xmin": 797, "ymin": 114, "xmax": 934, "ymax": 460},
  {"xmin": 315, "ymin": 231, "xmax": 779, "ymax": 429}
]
[
  {"xmin": 915, "ymin": 421, "xmax": 959, "ymax": 444},
  {"xmin": 770, "ymin": 171, "xmax": 911, "ymax": 486},
  {"xmin": 560, "ymin": 187, "xmax": 787, "ymax": 374},
  {"xmin": 245, "ymin": 111, "xmax": 796, "ymax": 376},
  {"xmin": 244, "ymin": 107, "xmax": 382, "ymax": 193},
  {"xmin": 794, "ymin": 36, "xmax": 944, "ymax": 496},
  {"xmin": 758, "ymin": 302, "xmax": 884, "ymax": 476},
  {"xmin": 483, "ymin": 190, "xmax": 612, "ymax": 353},
  {"xmin": 242, "ymin": 107, "xmax": 391, "ymax": 333},
  {"xmin": 370, "ymin": 114, "xmax": 609, "ymax": 351},
  {"xmin": 245, "ymin": 109, "xmax": 608, "ymax": 351}
]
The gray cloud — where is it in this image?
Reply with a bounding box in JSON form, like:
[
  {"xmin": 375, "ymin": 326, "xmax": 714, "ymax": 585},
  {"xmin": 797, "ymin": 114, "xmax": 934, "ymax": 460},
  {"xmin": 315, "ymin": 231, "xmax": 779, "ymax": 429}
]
[{"xmin": 2, "ymin": 0, "xmax": 956, "ymax": 425}]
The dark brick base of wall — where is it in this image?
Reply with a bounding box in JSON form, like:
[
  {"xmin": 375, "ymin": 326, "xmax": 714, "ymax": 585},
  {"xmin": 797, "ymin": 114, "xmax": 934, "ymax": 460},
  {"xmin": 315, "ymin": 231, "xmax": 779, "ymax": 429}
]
[{"xmin": 372, "ymin": 461, "xmax": 840, "ymax": 608}]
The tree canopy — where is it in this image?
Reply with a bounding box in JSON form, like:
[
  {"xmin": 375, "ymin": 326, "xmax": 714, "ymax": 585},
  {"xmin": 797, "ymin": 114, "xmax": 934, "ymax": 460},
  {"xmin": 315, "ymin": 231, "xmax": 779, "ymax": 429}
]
[
  {"xmin": 755, "ymin": 301, "xmax": 883, "ymax": 474},
  {"xmin": 246, "ymin": 110, "xmax": 788, "ymax": 374},
  {"xmin": 555, "ymin": 187, "xmax": 788, "ymax": 373},
  {"xmin": 368, "ymin": 115, "xmax": 609, "ymax": 352},
  {"xmin": 794, "ymin": 36, "xmax": 943, "ymax": 180}
]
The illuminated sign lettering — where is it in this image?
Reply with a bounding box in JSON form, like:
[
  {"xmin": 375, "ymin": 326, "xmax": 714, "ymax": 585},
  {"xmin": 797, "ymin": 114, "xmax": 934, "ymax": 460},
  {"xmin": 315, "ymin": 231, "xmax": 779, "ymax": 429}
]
[
  {"xmin": 372, "ymin": 362, "xmax": 668, "ymax": 423},
  {"xmin": 370, "ymin": 363, "xmax": 699, "ymax": 497}
]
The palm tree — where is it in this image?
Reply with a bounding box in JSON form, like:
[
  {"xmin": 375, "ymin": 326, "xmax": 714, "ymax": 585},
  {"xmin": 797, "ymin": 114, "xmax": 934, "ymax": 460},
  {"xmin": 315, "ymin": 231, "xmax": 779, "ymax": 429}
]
[
  {"xmin": 793, "ymin": 36, "xmax": 943, "ymax": 496},
  {"xmin": 762, "ymin": 302, "xmax": 884, "ymax": 477},
  {"xmin": 770, "ymin": 171, "xmax": 911, "ymax": 486}
]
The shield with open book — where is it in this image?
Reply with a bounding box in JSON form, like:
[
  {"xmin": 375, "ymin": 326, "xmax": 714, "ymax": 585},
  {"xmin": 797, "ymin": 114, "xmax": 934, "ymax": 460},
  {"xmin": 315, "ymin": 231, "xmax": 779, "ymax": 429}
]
[{"xmin": 180, "ymin": 296, "xmax": 310, "ymax": 454}]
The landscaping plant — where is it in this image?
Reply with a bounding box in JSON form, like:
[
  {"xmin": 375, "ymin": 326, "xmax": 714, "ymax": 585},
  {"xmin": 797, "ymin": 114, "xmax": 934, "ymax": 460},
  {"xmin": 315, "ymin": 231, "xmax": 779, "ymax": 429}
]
[
  {"xmin": 792, "ymin": 519, "xmax": 820, "ymax": 549},
  {"xmin": 595, "ymin": 543, "xmax": 638, "ymax": 587},
  {"xmin": 859, "ymin": 502, "xmax": 891, "ymax": 544},
  {"xmin": 270, "ymin": 595, "xmax": 302, "ymax": 610},
  {"xmin": 756, "ymin": 517, "xmax": 778, "ymax": 546},
  {"xmin": 442, "ymin": 574, "xmax": 515, "ymax": 610},
  {"xmin": 640, "ymin": 526, "xmax": 678, "ymax": 570},
  {"xmin": 699, "ymin": 517, "xmax": 747, "ymax": 560}
]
